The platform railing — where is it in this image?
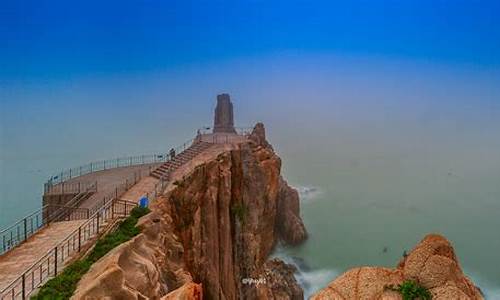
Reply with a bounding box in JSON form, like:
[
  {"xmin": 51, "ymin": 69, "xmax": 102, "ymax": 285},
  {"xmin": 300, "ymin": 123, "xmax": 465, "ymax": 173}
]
[
  {"xmin": 44, "ymin": 181, "xmax": 97, "ymax": 195},
  {"xmin": 0, "ymin": 198, "xmax": 138, "ymax": 300},
  {"xmin": 0, "ymin": 184, "xmax": 97, "ymax": 256},
  {"xmin": 0, "ymin": 174, "xmax": 170, "ymax": 300},
  {"xmin": 44, "ymin": 153, "xmax": 169, "ymax": 188}
]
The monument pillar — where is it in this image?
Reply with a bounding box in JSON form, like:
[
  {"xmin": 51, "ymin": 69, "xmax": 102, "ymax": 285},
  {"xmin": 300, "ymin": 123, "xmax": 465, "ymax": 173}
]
[{"xmin": 213, "ymin": 93, "xmax": 237, "ymax": 133}]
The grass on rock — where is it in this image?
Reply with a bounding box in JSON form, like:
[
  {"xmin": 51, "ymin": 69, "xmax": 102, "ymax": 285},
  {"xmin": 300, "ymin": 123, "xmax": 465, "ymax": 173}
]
[
  {"xmin": 387, "ymin": 280, "xmax": 432, "ymax": 300},
  {"xmin": 32, "ymin": 206, "xmax": 150, "ymax": 300}
]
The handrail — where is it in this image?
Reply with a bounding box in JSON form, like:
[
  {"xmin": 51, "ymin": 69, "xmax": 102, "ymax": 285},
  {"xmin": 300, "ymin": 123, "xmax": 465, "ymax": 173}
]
[
  {"xmin": 0, "ymin": 177, "xmax": 169, "ymax": 299},
  {"xmin": 197, "ymin": 126, "xmax": 253, "ymax": 136},
  {"xmin": 0, "ymin": 130, "xmax": 246, "ymax": 298},
  {"xmin": 0, "ymin": 183, "xmax": 98, "ymax": 256},
  {"xmin": 44, "ymin": 127, "xmax": 252, "ymax": 188},
  {"xmin": 0, "ymin": 198, "xmax": 139, "ymax": 300},
  {"xmin": 45, "ymin": 153, "xmax": 169, "ymax": 188}
]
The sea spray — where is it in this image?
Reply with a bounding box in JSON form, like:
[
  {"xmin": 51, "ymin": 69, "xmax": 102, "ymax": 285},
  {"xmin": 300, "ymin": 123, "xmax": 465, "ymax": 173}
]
[
  {"xmin": 271, "ymin": 245, "xmax": 338, "ymax": 298},
  {"xmin": 295, "ymin": 185, "xmax": 322, "ymax": 202},
  {"xmin": 466, "ymin": 270, "xmax": 500, "ymax": 300}
]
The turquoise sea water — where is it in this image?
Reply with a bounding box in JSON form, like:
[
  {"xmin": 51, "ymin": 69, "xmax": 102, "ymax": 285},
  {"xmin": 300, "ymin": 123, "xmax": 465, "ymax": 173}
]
[
  {"xmin": 1, "ymin": 58, "xmax": 500, "ymax": 298},
  {"xmin": 271, "ymin": 121, "xmax": 500, "ymax": 298},
  {"xmin": 2, "ymin": 113, "xmax": 500, "ymax": 298}
]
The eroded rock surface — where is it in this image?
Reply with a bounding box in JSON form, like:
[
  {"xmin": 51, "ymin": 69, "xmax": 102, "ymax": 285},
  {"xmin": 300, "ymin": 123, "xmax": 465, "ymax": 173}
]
[
  {"xmin": 72, "ymin": 123, "xmax": 307, "ymax": 300},
  {"xmin": 311, "ymin": 234, "xmax": 483, "ymax": 300}
]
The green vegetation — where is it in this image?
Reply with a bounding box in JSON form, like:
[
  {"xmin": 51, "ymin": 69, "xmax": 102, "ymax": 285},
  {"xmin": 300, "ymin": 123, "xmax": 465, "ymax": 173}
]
[
  {"xmin": 32, "ymin": 206, "xmax": 150, "ymax": 300},
  {"xmin": 386, "ymin": 280, "xmax": 432, "ymax": 300},
  {"xmin": 231, "ymin": 202, "xmax": 247, "ymax": 223}
]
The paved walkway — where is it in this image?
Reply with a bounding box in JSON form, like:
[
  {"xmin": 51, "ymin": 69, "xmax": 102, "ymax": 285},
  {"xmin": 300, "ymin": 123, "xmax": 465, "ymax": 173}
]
[
  {"xmin": 0, "ymin": 220, "xmax": 85, "ymax": 291},
  {"xmin": 120, "ymin": 176, "xmax": 160, "ymax": 203},
  {"xmin": 47, "ymin": 163, "xmax": 162, "ymax": 209},
  {"xmin": 0, "ymin": 134, "xmax": 250, "ymax": 297}
]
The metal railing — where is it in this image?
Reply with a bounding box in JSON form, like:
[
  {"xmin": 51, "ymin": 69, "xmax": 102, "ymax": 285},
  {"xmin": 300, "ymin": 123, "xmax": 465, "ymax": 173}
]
[
  {"xmin": 197, "ymin": 126, "xmax": 253, "ymax": 135},
  {"xmin": 0, "ymin": 130, "xmax": 248, "ymax": 298},
  {"xmin": 0, "ymin": 174, "xmax": 170, "ymax": 300},
  {"xmin": 0, "ymin": 184, "xmax": 97, "ymax": 255},
  {"xmin": 44, "ymin": 153, "xmax": 169, "ymax": 188},
  {"xmin": 44, "ymin": 181, "xmax": 97, "ymax": 195},
  {"xmin": 44, "ymin": 127, "xmax": 252, "ymax": 189},
  {"xmin": 0, "ymin": 198, "xmax": 138, "ymax": 300}
]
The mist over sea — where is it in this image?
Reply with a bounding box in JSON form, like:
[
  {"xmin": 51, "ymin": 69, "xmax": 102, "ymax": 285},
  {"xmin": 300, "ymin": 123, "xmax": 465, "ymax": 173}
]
[{"xmin": 1, "ymin": 55, "xmax": 500, "ymax": 296}]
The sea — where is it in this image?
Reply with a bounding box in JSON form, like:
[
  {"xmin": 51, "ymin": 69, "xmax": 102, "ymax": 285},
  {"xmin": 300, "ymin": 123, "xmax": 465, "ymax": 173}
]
[{"xmin": 1, "ymin": 61, "xmax": 500, "ymax": 298}]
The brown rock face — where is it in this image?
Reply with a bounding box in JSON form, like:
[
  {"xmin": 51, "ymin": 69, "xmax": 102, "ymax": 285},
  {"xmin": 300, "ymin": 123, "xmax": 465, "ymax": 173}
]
[
  {"xmin": 255, "ymin": 259, "xmax": 304, "ymax": 300},
  {"xmin": 72, "ymin": 213, "xmax": 189, "ymax": 300},
  {"xmin": 276, "ymin": 178, "xmax": 308, "ymax": 245},
  {"xmin": 161, "ymin": 282, "xmax": 203, "ymax": 300},
  {"xmin": 213, "ymin": 93, "xmax": 236, "ymax": 133},
  {"xmin": 167, "ymin": 123, "xmax": 307, "ymax": 299},
  {"xmin": 72, "ymin": 123, "xmax": 307, "ymax": 300},
  {"xmin": 311, "ymin": 234, "xmax": 483, "ymax": 300}
]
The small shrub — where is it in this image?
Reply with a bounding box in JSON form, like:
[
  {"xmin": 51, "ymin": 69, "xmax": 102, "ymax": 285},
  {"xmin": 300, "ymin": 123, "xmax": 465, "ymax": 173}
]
[
  {"xmin": 387, "ymin": 280, "xmax": 432, "ymax": 300},
  {"xmin": 32, "ymin": 206, "xmax": 150, "ymax": 299}
]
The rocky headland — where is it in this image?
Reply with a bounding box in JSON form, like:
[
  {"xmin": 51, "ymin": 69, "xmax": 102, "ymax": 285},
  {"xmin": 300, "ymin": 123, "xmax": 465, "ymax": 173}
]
[
  {"xmin": 71, "ymin": 123, "xmax": 307, "ymax": 299},
  {"xmin": 311, "ymin": 234, "xmax": 483, "ymax": 300}
]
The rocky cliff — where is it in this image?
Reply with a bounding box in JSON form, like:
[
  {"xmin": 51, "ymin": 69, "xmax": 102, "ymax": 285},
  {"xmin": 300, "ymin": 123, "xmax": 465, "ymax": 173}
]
[
  {"xmin": 72, "ymin": 123, "xmax": 307, "ymax": 300},
  {"xmin": 311, "ymin": 234, "xmax": 483, "ymax": 300}
]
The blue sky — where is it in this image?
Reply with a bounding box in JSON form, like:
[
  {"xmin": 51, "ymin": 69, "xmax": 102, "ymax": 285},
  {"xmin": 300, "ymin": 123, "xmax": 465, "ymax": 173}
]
[
  {"xmin": 1, "ymin": 0, "xmax": 500, "ymax": 80},
  {"xmin": 1, "ymin": 0, "xmax": 500, "ymax": 160}
]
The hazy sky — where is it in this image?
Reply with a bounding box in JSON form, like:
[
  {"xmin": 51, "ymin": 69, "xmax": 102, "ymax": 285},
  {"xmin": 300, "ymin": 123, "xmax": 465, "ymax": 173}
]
[{"xmin": 1, "ymin": 0, "xmax": 500, "ymax": 160}]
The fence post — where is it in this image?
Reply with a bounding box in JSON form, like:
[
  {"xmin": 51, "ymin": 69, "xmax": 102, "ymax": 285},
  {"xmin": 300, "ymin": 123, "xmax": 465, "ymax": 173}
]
[
  {"xmin": 22, "ymin": 273, "xmax": 26, "ymax": 300},
  {"xmin": 54, "ymin": 246, "xmax": 58, "ymax": 275},
  {"xmin": 96, "ymin": 212, "xmax": 100, "ymax": 234},
  {"xmin": 87, "ymin": 209, "xmax": 90, "ymax": 219},
  {"xmin": 104, "ymin": 160, "xmax": 106, "ymax": 170},
  {"xmin": 78, "ymin": 227, "xmax": 81, "ymax": 252},
  {"xmin": 78, "ymin": 182, "xmax": 81, "ymax": 193},
  {"xmin": 23, "ymin": 218, "xmax": 27, "ymax": 241},
  {"xmin": 115, "ymin": 187, "xmax": 118, "ymax": 199},
  {"xmin": 111, "ymin": 199, "xmax": 115, "ymax": 219}
]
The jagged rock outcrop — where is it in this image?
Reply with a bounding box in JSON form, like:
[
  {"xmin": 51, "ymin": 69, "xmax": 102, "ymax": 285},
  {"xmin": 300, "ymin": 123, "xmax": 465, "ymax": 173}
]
[
  {"xmin": 161, "ymin": 282, "xmax": 203, "ymax": 300},
  {"xmin": 311, "ymin": 234, "xmax": 483, "ymax": 300},
  {"xmin": 276, "ymin": 178, "xmax": 307, "ymax": 245},
  {"xmin": 71, "ymin": 213, "xmax": 193, "ymax": 300},
  {"xmin": 72, "ymin": 123, "xmax": 306, "ymax": 300},
  {"xmin": 166, "ymin": 123, "xmax": 307, "ymax": 299},
  {"xmin": 254, "ymin": 259, "xmax": 304, "ymax": 300}
]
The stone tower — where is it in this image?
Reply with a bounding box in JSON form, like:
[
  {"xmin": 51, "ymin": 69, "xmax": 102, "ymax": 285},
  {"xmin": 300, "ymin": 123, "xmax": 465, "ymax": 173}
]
[{"xmin": 213, "ymin": 93, "xmax": 236, "ymax": 133}]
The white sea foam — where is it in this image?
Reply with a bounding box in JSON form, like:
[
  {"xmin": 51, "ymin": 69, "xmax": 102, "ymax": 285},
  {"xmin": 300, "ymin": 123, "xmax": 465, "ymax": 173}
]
[
  {"xmin": 296, "ymin": 268, "xmax": 339, "ymax": 299},
  {"xmin": 271, "ymin": 247, "xmax": 338, "ymax": 299},
  {"xmin": 295, "ymin": 185, "xmax": 322, "ymax": 202},
  {"xmin": 467, "ymin": 271, "xmax": 500, "ymax": 300}
]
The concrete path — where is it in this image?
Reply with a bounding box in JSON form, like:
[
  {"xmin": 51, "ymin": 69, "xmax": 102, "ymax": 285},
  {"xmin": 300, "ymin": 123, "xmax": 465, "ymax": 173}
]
[
  {"xmin": 0, "ymin": 220, "xmax": 85, "ymax": 291},
  {"xmin": 48, "ymin": 163, "xmax": 162, "ymax": 209},
  {"xmin": 120, "ymin": 176, "xmax": 160, "ymax": 203}
]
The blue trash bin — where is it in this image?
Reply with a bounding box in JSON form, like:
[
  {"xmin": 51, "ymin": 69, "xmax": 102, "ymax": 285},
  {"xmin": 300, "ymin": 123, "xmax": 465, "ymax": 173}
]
[{"xmin": 139, "ymin": 196, "xmax": 149, "ymax": 208}]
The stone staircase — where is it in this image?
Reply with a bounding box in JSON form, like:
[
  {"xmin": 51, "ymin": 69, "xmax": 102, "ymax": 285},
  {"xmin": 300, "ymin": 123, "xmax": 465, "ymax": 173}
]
[{"xmin": 150, "ymin": 141, "xmax": 213, "ymax": 180}]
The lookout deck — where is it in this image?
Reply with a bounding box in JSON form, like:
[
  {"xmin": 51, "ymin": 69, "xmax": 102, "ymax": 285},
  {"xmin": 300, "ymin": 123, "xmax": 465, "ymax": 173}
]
[{"xmin": 44, "ymin": 163, "xmax": 161, "ymax": 210}]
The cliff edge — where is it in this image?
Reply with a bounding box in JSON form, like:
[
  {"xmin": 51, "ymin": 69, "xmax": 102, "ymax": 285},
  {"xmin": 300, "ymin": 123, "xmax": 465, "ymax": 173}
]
[{"xmin": 71, "ymin": 123, "xmax": 307, "ymax": 300}]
